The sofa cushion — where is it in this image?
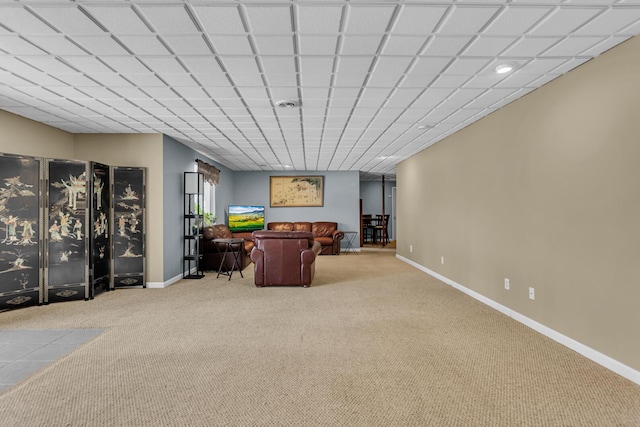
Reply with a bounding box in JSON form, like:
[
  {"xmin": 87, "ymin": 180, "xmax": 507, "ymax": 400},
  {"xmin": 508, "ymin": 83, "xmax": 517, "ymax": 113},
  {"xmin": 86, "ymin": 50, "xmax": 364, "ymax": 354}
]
[
  {"xmin": 312, "ymin": 222, "xmax": 336, "ymax": 238},
  {"xmin": 268, "ymin": 222, "xmax": 294, "ymax": 231},
  {"xmin": 203, "ymin": 224, "xmax": 232, "ymax": 239},
  {"xmin": 293, "ymin": 222, "xmax": 312, "ymax": 232}
]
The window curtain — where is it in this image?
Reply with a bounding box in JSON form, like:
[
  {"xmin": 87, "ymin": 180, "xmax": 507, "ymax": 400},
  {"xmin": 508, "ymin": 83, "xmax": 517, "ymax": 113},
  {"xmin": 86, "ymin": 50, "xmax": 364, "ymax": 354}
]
[{"xmin": 196, "ymin": 159, "xmax": 220, "ymax": 186}]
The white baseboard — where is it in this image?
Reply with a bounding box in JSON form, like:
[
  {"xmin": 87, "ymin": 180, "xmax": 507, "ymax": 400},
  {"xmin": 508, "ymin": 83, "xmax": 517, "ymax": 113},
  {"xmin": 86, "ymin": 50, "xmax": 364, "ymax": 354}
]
[
  {"xmin": 146, "ymin": 272, "xmax": 185, "ymax": 289},
  {"xmin": 396, "ymin": 254, "xmax": 640, "ymax": 387}
]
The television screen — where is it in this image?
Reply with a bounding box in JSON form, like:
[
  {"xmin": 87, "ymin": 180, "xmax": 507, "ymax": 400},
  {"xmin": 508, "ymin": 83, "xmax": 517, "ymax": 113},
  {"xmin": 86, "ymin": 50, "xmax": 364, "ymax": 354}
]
[{"xmin": 228, "ymin": 205, "xmax": 265, "ymax": 232}]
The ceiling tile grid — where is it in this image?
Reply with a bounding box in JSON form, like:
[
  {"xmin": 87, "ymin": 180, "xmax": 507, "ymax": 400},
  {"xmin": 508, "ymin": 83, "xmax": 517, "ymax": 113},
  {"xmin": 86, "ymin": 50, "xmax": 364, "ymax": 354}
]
[{"xmin": 1, "ymin": 1, "xmax": 640, "ymax": 179}]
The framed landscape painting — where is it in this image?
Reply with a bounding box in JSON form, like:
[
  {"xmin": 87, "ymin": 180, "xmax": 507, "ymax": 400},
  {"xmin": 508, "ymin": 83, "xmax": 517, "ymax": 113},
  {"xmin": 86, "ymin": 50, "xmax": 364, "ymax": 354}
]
[{"xmin": 270, "ymin": 176, "xmax": 324, "ymax": 207}]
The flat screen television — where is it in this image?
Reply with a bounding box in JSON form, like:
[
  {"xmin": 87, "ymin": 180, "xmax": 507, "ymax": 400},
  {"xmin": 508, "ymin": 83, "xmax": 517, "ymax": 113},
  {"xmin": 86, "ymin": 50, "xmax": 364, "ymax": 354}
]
[{"xmin": 228, "ymin": 205, "xmax": 265, "ymax": 233}]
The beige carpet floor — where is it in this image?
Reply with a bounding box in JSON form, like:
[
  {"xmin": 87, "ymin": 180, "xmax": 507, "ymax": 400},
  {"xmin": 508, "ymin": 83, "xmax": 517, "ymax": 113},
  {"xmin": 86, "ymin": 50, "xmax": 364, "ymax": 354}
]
[{"xmin": 0, "ymin": 249, "xmax": 639, "ymax": 426}]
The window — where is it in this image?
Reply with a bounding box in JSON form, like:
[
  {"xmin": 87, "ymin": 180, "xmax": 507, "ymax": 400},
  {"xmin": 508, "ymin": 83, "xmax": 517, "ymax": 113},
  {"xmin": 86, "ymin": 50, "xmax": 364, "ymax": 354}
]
[{"xmin": 193, "ymin": 161, "xmax": 218, "ymax": 224}]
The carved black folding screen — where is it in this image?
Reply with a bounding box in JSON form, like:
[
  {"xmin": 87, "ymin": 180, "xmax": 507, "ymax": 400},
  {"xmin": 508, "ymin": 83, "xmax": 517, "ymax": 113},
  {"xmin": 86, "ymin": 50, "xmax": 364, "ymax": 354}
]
[
  {"xmin": 90, "ymin": 162, "xmax": 110, "ymax": 298},
  {"xmin": 111, "ymin": 167, "xmax": 145, "ymax": 288},
  {"xmin": 44, "ymin": 159, "xmax": 90, "ymax": 303},
  {"xmin": 0, "ymin": 153, "xmax": 42, "ymax": 310}
]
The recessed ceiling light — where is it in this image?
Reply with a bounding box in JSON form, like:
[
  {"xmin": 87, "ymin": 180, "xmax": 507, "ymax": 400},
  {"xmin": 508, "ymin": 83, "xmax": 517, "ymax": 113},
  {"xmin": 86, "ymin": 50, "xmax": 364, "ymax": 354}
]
[{"xmin": 495, "ymin": 63, "xmax": 515, "ymax": 74}]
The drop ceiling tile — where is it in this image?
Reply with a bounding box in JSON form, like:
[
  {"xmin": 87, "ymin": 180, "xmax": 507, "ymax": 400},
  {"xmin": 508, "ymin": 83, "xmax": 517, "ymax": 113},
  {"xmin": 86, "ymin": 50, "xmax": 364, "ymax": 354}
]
[
  {"xmin": 162, "ymin": 35, "xmax": 211, "ymax": 55},
  {"xmin": 580, "ymin": 35, "xmax": 631, "ymax": 56},
  {"xmin": 138, "ymin": 5, "xmax": 200, "ymax": 34},
  {"xmin": 138, "ymin": 57, "xmax": 183, "ymax": 74},
  {"xmin": 59, "ymin": 56, "xmax": 114, "ymax": 74},
  {"xmin": 344, "ymin": 5, "xmax": 395, "ymax": 34},
  {"xmin": 30, "ymin": 6, "xmax": 105, "ymax": 35},
  {"xmin": 529, "ymin": 7, "xmax": 605, "ymax": 36},
  {"xmin": 84, "ymin": 6, "xmax": 151, "ymax": 34},
  {"xmin": 208, "ymin": 35, "xmax": 253, "ymax": 55},
  {"xmin": 401, "ymin": 56, "xmax": 451, "ymax": 87},
  {"xmin": 0, "ymin": 6, "xmax": 57, "ymax": 34},
  {"xmin": 446, "ymin": 57, "xmax": 492, "ymax": 75},
  {"xmin": 191, "ymin": 6, "xmax": 245, "ymax": 34},
  {"xmin": 297, "ymin": 4, "xmax": 343, "ymax": 34},
  {"xmin": 368, "ymin": 56, "xmax": 413, "ymax": 87},
  {"xmin": 21, "ymin": 56, "xmax": 78, "ymax": 73},
  {"xmin": 384, "ymin": 88, "xmax": 423, "ymax": 108},
  {"xmin": 300, "ymin": 87, "xmax": 330, "ymax": 100},
  {"xmin": 157, "ymin": 73, "xmax": 198, "ymax": 87},
  {"xmin": 299, "ymin": 57, "xmax": 335, "ymax": 78},
  {"xmin": 0, "ymin": 35, "xmax": 47, "ymax": 55},
  {"xmin": 110, "ymin": 86, "xmax": 148, "ymax": 99},
  {"xmin": 298, "ymin": 35, "xmax": 338, "ymax": 55},
  {"xmin": 116, "ymin": 36, "xmax": 171, "ymax": 55},
  {"xmin": 575, "ymin": 8, "xmax": 640, "ymax": 35},
  {"xmin": 180, "ymin": 56, "xmax": 225, "ymax": 75},
  {"xmin": 261, "ymin": 56, "xmax": 297, "ymax": 77},
  {"xmin": 91, "ymin": 73, "xmax": 134, "ymax": 87},
  {"xmin": 437, "ymin": 6, "xmax": 501, "ymax": 35},
  {"xmin": 412, "ymin": 88, "xmax": 456, "ymax": 109},
  {"xmin": 54, "ymin": 73, "xmax": 101, "ymax": 87},
  {"xmin": 463, "ymin": 73, "xmax": 506, "ymax": 89},
  {"xmin": 253, "ymin": 35, "xmax": 295, "ymax": 55},
  {"xmin": 25, "ymin": 35, "xmax": 86, "ymax": 55},
  {"xmin": 422, "ymin": 36, "xmax": 472, "ymax": 56},
  {"xmin": 438, "ymin": 88, "xmax": 487, "ymax": 109},
  {"xmin": 340, "ymin": 35, "xmax": 384, "ymax": 55},
  {"xmin": 391, "ymin": 4, "xmax": 448, "ymax": 35},
  {"xmin": 336, "ymin": 56, "xmax": 374, "ymax": 75},
  {"xmin": 71, "ymin": 36, "xmax": 129, "ymax": 55},
  {"xmin": 244, "ymin": 5, "xmax": 293, "ymax": 34},
  {"xmin": 205, "ymin": 86, "xmax": 241, "ymax": 100},
  {"xmin": 219, "ymin": 57, "xmax": 262, "ymax": 85},
  {"xmin": 542, "ymin": 36, "xmax": 607, "ymax": 56},
  {"xmin": 461, "ymin": 36, "xmax": 517, "ymax": 56},
  {"xmin": 381, "ymin": 36, "xmax": 427, "ymax": 56},
  {"xmin": 518, "ymin": 57, "xmax": 570, "ymax": 74},
  {"xmin": 332, "ymin": 73, "xmax": 368, "ymax": 87},
  {"xmin": 502, "ymin": 36, "xmax": 563, "ymax": 56},
  {"xmin": 549, "ymin": 57, "xmax": 590, "ymax": 74},
  {"xmin": 0, "ymin": 71, "xmax": 32, "ymax": 86},
  {"xmin": 483, "ymin": 7, "xmax": 552, "ymax": 36}
]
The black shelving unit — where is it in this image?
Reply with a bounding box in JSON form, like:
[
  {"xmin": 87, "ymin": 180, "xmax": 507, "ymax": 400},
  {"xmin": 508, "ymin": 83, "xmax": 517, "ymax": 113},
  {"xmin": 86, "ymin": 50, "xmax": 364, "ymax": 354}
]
[{"xmin": 183, "ymin": 171, "xmax": 204, "ymax": 279}]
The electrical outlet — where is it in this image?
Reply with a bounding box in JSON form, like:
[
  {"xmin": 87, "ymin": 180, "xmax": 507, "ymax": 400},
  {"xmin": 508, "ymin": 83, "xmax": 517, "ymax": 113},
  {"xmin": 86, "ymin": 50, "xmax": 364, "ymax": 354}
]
[
  {"xmin": 409, "ymin": 244, "xmax": 413, "ymax": 252},
  {"xmin": 441, "ymin": 256, "xmax": 445, "ymax": 264},
  {"xmin": 504, "ymin": 278, "xmax": 510, "ymax": 290},
  {"xmin": 529, "ymin": 287, "xmax": 535, "ymax": 300}
]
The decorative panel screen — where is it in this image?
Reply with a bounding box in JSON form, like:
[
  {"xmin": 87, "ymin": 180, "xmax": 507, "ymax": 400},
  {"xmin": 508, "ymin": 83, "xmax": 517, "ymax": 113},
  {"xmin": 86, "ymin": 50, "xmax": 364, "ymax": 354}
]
[
  {"xmin": 90, "ymin": 162, "xmax": 110, "ymax": 298},
  {"xmin": 0, "ymin": 153, "xmax": 42, "ymax": 310},
  {"xmin": 111, "ymin": 167, "xmax": 145, "ymax": 288},
  {"xmin": 45, "ymin": 159, "xmax": 90, "ymax": 303}
]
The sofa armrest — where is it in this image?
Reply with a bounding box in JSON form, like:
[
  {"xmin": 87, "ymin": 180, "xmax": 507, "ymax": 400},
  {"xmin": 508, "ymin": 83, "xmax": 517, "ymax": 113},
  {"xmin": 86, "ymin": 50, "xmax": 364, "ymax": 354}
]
[{"xmin": 250, "ymin": 247, "xmax": 265, "ymax": 285}]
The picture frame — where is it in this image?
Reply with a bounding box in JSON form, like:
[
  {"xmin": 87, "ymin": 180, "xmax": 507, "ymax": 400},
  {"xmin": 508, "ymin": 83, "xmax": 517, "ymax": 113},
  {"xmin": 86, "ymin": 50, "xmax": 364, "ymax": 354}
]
[{"xmin": 270, "ymin": 176, "xmax": 324, "ymax": 207}]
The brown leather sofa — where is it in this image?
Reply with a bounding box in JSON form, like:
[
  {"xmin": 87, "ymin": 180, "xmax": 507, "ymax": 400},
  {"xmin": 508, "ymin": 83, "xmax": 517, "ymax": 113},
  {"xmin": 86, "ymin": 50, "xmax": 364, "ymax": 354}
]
[
  {"xmin": 250, "ymin": 230, "xmax": 322, "ymax": 287},
  {"xmin": 266, "ymin": 221, "xmax": 344, "ymax": 255},
  {"xmin": 200, "ymin": 225, "xmax": 254, "ymax": 272}
]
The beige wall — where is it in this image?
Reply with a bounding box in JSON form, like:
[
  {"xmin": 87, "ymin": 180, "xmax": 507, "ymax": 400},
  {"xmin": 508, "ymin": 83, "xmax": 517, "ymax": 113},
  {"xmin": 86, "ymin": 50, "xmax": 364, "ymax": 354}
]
[
  {"xmin": 0, "ymin": 111, "xmax": 164, "ymax": 283},
  {"xmin": 74, "ymin": 134, "xmax": 164, "ymax": 283},
  {"xmin": 0, "ymin": 110, "xmax": 74, "ymax": 158},
  {"xmin": 397, "ymin": 35, "xmax": 640, "ymax": 371}
]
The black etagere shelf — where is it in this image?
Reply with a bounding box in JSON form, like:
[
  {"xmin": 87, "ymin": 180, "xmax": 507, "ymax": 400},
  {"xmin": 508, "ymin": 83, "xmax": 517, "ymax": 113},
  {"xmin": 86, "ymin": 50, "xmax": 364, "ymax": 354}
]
[{"xmin": 183, "ymin": 172, "xmax": 205, "ymax": 279}]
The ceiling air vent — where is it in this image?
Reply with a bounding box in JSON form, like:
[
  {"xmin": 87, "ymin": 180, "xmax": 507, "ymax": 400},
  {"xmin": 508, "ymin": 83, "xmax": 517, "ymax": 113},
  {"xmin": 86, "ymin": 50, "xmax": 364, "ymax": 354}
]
[{"xmin": 275, "ymin": 100, "xmax": 300, "ymax": 108}]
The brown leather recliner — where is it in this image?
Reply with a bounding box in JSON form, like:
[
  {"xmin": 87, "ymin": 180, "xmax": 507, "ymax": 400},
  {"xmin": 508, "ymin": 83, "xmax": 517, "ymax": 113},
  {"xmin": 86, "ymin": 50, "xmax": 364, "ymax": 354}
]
[{"xmin": 250, "ymin": 230, "xmax": 322, "ymax": 287}]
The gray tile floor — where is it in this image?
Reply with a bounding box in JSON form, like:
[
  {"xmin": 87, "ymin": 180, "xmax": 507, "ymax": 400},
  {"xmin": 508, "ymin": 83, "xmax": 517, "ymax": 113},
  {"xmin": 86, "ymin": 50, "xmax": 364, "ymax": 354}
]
[{"xmin": 0, "ymin": 329, "xmax": 103, "ymax": 392}]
